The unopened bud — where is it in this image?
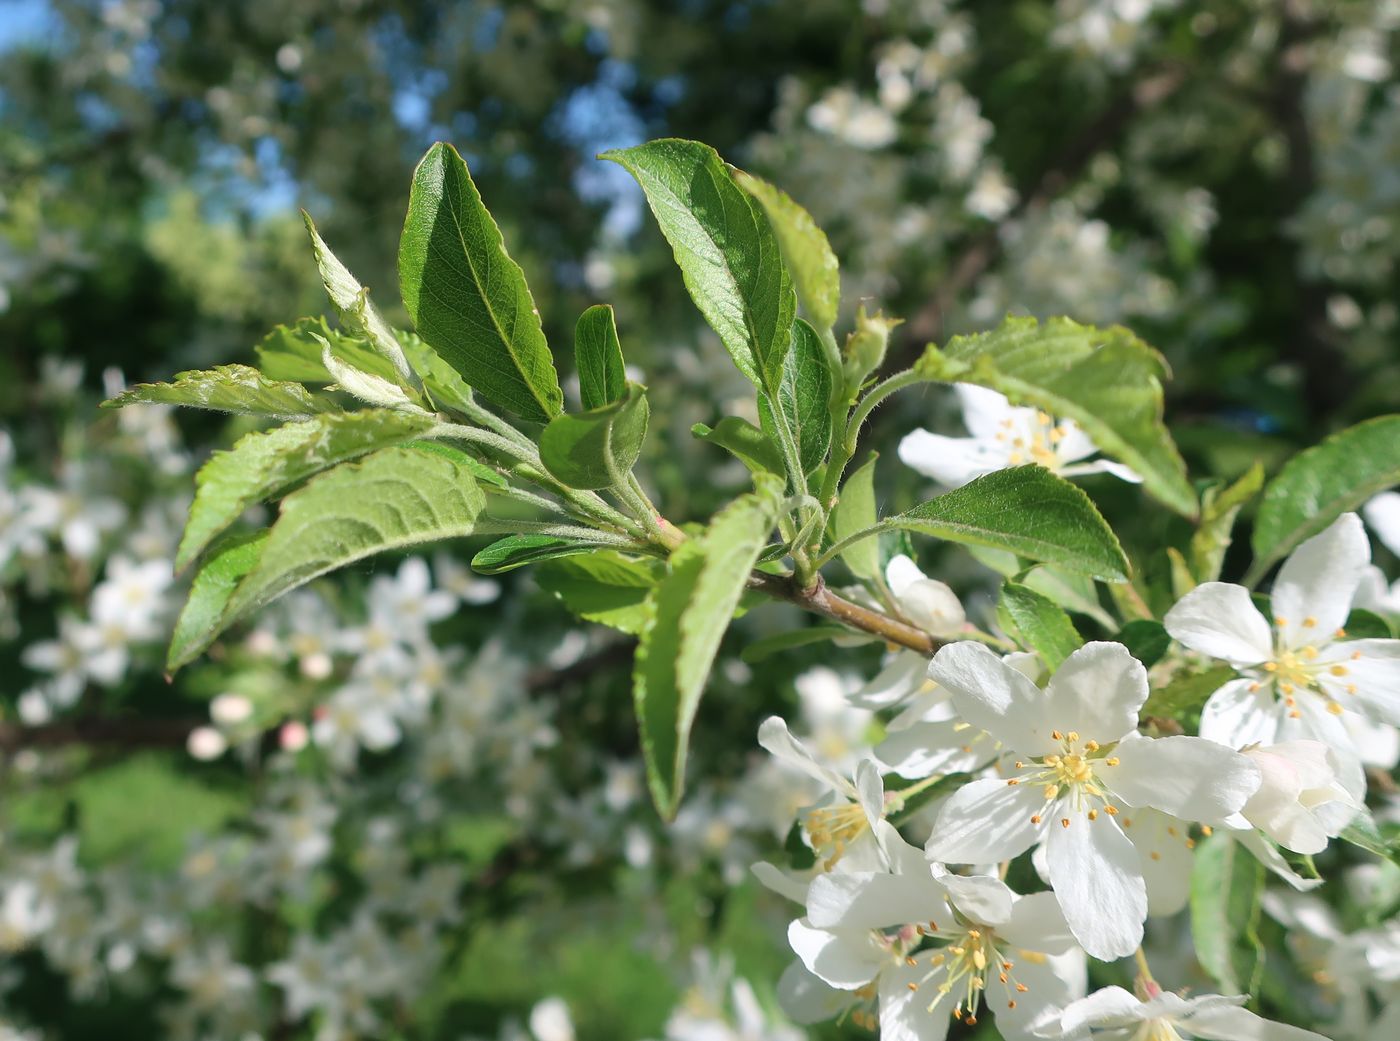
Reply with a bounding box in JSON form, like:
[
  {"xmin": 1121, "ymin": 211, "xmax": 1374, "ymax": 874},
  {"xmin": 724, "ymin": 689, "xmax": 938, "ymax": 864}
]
[{"xmin": 843, "ymin": 305, "xmax": 902, "ymax": 388}]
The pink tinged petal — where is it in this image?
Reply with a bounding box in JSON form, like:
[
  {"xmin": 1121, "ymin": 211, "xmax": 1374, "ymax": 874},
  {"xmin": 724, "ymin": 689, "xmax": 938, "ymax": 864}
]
[
  {"xmin": 998, "ymin": 891, "xmax": 1076, "ymax": 954},
  {"xmin": 939, "ymin": 872, "xmax": 1014, "ymax": 928},
  {"xmin": 1121, "ymin": 809, "xmax": 1194, "ymax": 917},
  {"xmin": 1163, "ymin": 583, "xmax": 1273, "ymax": 665},
  {"xmin": 758, "ymin": 716, "xmax": 854, "ymax": 796},
  {"xmin": 928, "ymin": 641, "xmax": 1050, "ymax": 755},
  {"xmin": 1105, "ymin": 734, "xmax": 1262, "ymax": 823},
  {"xmin": 1272, "ymin": 512, "xmax": 1369, "ymax": 650},
  {"xmin": 787, "ymin": 919, "xmax": 885, "ymax": 989},
  {"xmin": 1041, "ymin": 642, "xmax": 1147, "ymax": 743},
  {"xmin": 855, "ymin": 652, "xmax": 931, "ymax": 709},
  {"xmin": 1044, "ymin": 815, "xmax": 1146, "ymax": 961},
  {"xmin": 898, "ymin": 429, "xmax": 1006, "ymax": 488},
  {"xmin": 807, "ymin": 871, "xmax": 947, "ymax": 932},
  {"xmin": 1363, "ymin": 491, "xmax": 1400, "ymax": 557},
  {"xmin": 877, "ymin": 720, "xmax": 997, "ymax": 779},
  {"xmin": 1199, "ymin": 679, "xmax": 1285, "ymax": 748},
  {"xmin": 777, "ymin": 961, "xmax": 850, "ymax": 1025},
  {"xmin": 879, "ymin": 960, "xmax": 953, "ymax": 1041},
  {"xmin": 1182, "ymin": 1000, "xmax": 1334, "ymax": 1041},
  {"xmin": 926, "ymin": 777, "xmax": 1048, "ymax": 865},
  {"xmin": 1053, "ymin": 986, "xmax": 1148, "ymax": 1035}
]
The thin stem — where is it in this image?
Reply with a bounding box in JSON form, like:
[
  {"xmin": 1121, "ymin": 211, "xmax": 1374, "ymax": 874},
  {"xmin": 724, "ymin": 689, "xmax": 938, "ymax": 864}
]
[
  {"xmin": 1133, "ymin": 947, "xmax": 1156, "ymax": 985},
  {"xmin": 747, "ymin": 572, "xmax": 939, "ymax": 655},
  {"xmin": 470, "ymin": 519, "xmax": 645, "ymax": 546},
  {"xmin": 813, "ymin": 520, "xmax": 890, "ymax": 571},
  {"xmin": 430, "ymin": 422, "xmax": 534, "ymax": 461},
  {"xmin": 817, "ymin": 367, "xmax": 928, "ymax": 515}
]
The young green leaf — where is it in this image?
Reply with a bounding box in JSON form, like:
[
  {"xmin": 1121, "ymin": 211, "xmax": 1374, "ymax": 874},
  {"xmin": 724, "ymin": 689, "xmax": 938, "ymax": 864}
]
[
  {"xmin": 398, "ymin": 142, "xmax": 563, "ymax": 422},
  {"xmin": 398, "ymin": 332, "xmax": 477, "ymax": 414},
  {"xmin": 168, "ymin": 532, "xmax": 268, "ymax": 671},
  {"xmin": 403, "ymin": 440, "xmax": 509, "ymax": 488},
  {"xmin": 1247, "ymin": 416, "xmax": 1400, "ymax": 585},
  {"xmin": 602, "ymin": 139, "xmax": 796, "ymax": 392},
  {"xmin": 302, "ymin": 212, "xmax": 413, "ymax": 383},
  {"xmin": 214, "ymin": 445, "xmax": 486, "ymax": 642},
  {"xmin": 1116, "ymin": 619, "xmax": 1171, "ymax": 669},
  {"xmin": 916, "ymin": 316, "xmax": 1196, "ymax": 517},
  {"xmin": 830, "ymin": 452, "xmax": 880, "ymax": 581},
  {"xmin": 535, "ymin": 552, "xmax": 662, "ymax": 634},
  {"xmin": 733, "ymin": 170, "xmax": 840, "ymax": 333},
  {"xmin": 1142, "ymin": 665, "xmax": 1237, "ymax": 720},
  {"xmin": 257, "ymin": 317, "xmax": 404, "ymax": 386},
  {"xmin": 996, "ymin": 583, "xmax": 1082, "ymax": 670},
  {"xmin": 471, "ymin": 535, "xmax": 616, "ymax": 575},
  {"xmin": 1191, "ymin": 463, "xmax": 1264, "ymax": 585},
  {"xmin": 539, "ymin": 383, "xmax": 649, "ymax": 490},
  {"xmin": 634, "ymin": 490, "xmax": 778, "ymax": 818},
  {"xmin": 575, "ymin": 304, "xmax": 627, "ymax": 410},
  {"xmin": 1191, "ymin": 833, "xmax": 1265, "ymax": 994},
  {"xmin": 692, "ymin": 418, "xmax": 785, "ymax": 477},
  {"xmin": 176, "ymin": 410, "xmax": 437, "ymax": 572},
  {"xmin": 1338, "ymin": 811, "xmax": 1400, "ymax": 867},
  {"xmin": 760, "ymin": 319, "xmax": 833, "ymax": 474},
  {"xmin": 102, "ymin": 365, "xmax": 335, "ymax": 419},
  {"xmin": 864, "ymin": 466, "xmax": 1129, "ymax": 582}
]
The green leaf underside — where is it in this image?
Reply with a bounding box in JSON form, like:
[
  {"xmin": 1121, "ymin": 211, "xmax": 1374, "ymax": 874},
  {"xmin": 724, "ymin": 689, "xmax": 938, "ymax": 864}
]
[
  {"xmin": 761, "ymin": 318, "xmax": 832, "ymax": 474},
  {"xmin": 535, "ymin": 553, "xmax": 661, "ymax": 634},
  {"xmin": 734, "ymin": 170, "xmax": 840, "ymax": 332},
  {"xmin": 168, "ymin": 532, "xmax": 268, "ymax": 670},
  {"xmin": 1191, "ymin": 833, "xmax": 1265, "ymax": 994},
  {"xmin": 398, "ymin": 331, "xmax": 477, "ymax": 413},
  {"xmin": 177, "ymin": 410, "xmax": 436, "ymax": 572},
  {"xmin": 917, "ymin": 316, "xmax": 1196, "ymax": 517},
  {"xmin": 302, "ymin": 212, "xmax": 412, "ymax": 382},
  {"xmin": 208, "ymin": 446, "xmax": 485, "ymax": 650},
  {"xmin": 102, "ymin": 365, "xmax": 334, "ymax": 418},
  {"xmin": 539, "ymin": 383, "xmax": 649, "ymax": 490},
  {"xmin": 997, "ymin": 583, "xmax": 1081, "ymax": 670},
  {"xmin": 602, "ymin": 139, "xmax": 796, "ymax": 392},
  {"xmin": 399, "ymin": 142, "xmax": 562, "ymax": 422},
  {"xmin": 257, "ymin": 317, "xmax": 404, "ymax": 386},
  {"xmin": 831, "ymin": 453, "xmax": 880, "ymax": 581},
  {"xmin": 1142, "ymin": 664, "xmax": 1237, "ymax": 719},
  {"xmin": 634, "ymin": 491, "xmax": 777, "ymax": 818},
  {"xmin": 471, "ymin": 535, "xmax": 613, "ymax": 574},
  {"xmin": 692, "ymin": 418, "xmax": 785, "ymax": 476},
  {"xmin": 575, "ymin": 304, "xmax": 627, "ymax": 410},
  {"xmin": 1248, "ymin": 415, "xmax": 1400, "ymax": 584},
  {"xmin": 403, "ymin": 440, "xmax": 509, "ymax": 488},
  {"xmin": 886, "ymin": 466, "xmax": 1130, "ymax": 582}
]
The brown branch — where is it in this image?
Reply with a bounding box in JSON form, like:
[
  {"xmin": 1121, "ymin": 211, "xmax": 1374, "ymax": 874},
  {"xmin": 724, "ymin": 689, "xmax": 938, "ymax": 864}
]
[
  {"xmin": 0, "ymin": 716, "xmax": 195, "ymax": 752},
  {"xmin": 747, "ymin": 571, "xmax": 940, "ymax": 655},
  {"xmin": 891, "ymin": 64, "xmax": 1188, "ymax": 367}
]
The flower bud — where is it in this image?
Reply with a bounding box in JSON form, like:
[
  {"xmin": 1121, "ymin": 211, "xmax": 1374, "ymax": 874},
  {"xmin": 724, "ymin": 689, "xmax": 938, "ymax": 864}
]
[{"xmin": 843, "ymin": 305, "xmax": 902, "ymax": 389}]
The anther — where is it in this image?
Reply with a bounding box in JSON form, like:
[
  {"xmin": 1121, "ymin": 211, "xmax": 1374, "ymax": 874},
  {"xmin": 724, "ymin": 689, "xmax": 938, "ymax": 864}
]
[
  {"xmin": 1331, "ymin": 665, "xmax": 1348, "ymax": 676},
  {"xmin": 1327, "ymin": 702, "xmax": 1344, "ymax": 715},
  {"xmin": 1030, "ymin": 815, "xmax": 1042, "ymax": 825},
  {"xmin": 1304, "ymin": 616, "xmax": 1317, "ymax": 628},
  {"xmin": 1105, "ymin": 757, "xmax": 1120, "ymax": 766},
  {"xmin": 1060, "ymin": 818, "xmax": 1071, "ymax": 828},
  {"xmin": 1051, "ymin": 730, "xmax": 1063, "ymax": 741},
  {"xmin": 1105, "ymin": 805, "xmax": 1119, "ymax": 815},
  {"xmin": 1275, "ymin": 616, "xmax": 1288, "ymax": 626},
  {"xmin": 1088, "ymin": 809, "xmax": 1098, "ymax": 821}
]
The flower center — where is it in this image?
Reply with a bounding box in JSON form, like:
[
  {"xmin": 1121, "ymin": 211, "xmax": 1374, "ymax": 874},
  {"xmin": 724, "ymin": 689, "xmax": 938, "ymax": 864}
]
[
  {"xmin": 803, "ymin": 801, "xmax": 870, "ymax": 870},
  {"xmin": 900, "ymin": 920, "xmax": 1039, "ymax": 1027},
  {"xmin": 1004, "ymin": 730, "xmax": 1123, "ymax": 828},
  {"xmin": 997, "ymin": 412, "xmax": 1067, "ymax": 469},
  {"xmin": 1253, "ymin": 623, "xmax": 1359, "ymax": 719}
]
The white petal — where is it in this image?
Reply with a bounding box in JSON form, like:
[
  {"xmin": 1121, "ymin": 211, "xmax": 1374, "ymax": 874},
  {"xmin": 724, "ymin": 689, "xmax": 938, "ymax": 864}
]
[
  {"xmin": 998, "ymin": 891, "xmax": 1076, "ymax": 954},
  {"xmin": 751, "ymin": 861, "xmax": 810, "ymax": 905},
  {"xmin": 1052, "ymin": 986, "xmax": 1147, "ymax": 1035},
  {"xmin": 898, "ymin": 429, "xmax": 1006, "ymax": 487},
  {"xmin": 1320, "ymin": 638, "xmax": 1400, "ymax": 726},
  {"xmin": 886, "ymin": 554, "xmax": 929, "ymax": 598},
  {"xmin": 1363, "ymin": 491, "xmax": 1400, "ymax": 557},
  {"xmin": 807, "ymin": 871, "xmax": 946, "ymax": 932},
  {"xmin": 876, "ymin": 720, "xmax": 997, "ymax": 778},
  {"xmin": 787, "ymin": 919, "xmax": 884, "ymax": 989},
  {"xmin": 997, "ymin": 947, "xmax": 1085, "ymax": 1041},
  {"xmin": 926, "ymin": 777, "xmax": 1047, "ymax": 864},
  {"xmin": 1042, "ymin": 642, "xmax": 1147, "ymax": 744},
  {"xmin": 928, "ymin": 641, "xmax": 1049, "ymax": 754},
  {"xmin": 1121, "ymin": 809, "xmax": 1194, "ymax": 917},
  {"xmin": 777, "ymin": 961, "xmax": 849, "ymax": 1025},
  {"xmin": 855, "ymin": 759, "xmax": 886, "ymax": 831},
  {"xmin": 1164, "ymin": 583, "xmax": 1273, "ymax": 665},
  {"xmin": 854, "ymin": 652, "xmax": 931, "ymax": 709},
  {"xmin": 1272, "ymin": 513, "xmax": 1369, "ymax": 650},
  {"xmin": 879, "ymin": 961, "xmax": 953, "ymax": 1041},
  {"xmin": 1060, "ymin": 458, "xmax": 1143, "ymax": 484},
  {"xmin": 1199, "ymin": 679, "xmax": 1284, "ymax": 748},
  {"xmin": 940, "ymin": 871, "xmax": 1013, "ymax": 927},
  {"xmin": 758, "ymin": 716, "xmax": 853, "ymax": 796},
  {"xmin": 1182, "ymin": 1000, "xmax": 1333, "ymax": 1041},
  {"xmin": 956, "ymin": 383, "xmax": 1017, "ymax": 439},
  {"xmin": 1105, "ymin": 734, "xmax": 1261, "ymax": 822},
  {"xmin": 1045, "ymin": 817, "xmax": 1146, "ymax": 961},
  {"xmin": 898, "ymin": 578, "xmax": 967, "ymax": 638}
]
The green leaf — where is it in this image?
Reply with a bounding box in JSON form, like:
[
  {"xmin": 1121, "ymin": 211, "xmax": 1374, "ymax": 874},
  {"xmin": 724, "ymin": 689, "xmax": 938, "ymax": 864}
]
[
  {"xmin": 257, "ymin": 316, "xmax": 405, "ymax": 386},
  {"xmin": 831, "ymin": 453, "xmax": 880, "ymax": 581},
  {"xmin": 398, "ymin": 332, "xmax": 477, "ymax": 414},
  {"xmin": 471, "ymin": 535, "xmax": 614, "ymax": 574},
  {"xmin": 997, "ymin": 583, "xmax": 1081, "ymax": 670},
  {"xmin": 916, "ymin": 316, "xmax": 1196, "ymax": 517},
  {"xmin": 1116, "ymin": 619, "xmax": 1171, "ymax": 669},
  {"xmin": 877, "ymin": 466, "xmax": 1130, "ymax": 582},
  {"xmin": 1248, "ymin": 416, "xmax": 1400, "ymax": 585},
  {"xmin": 1345, "ymin": 607, "xmax": 1394, "ymax": 640},
  {"xmin": 575, "ymin": 304, "xmax": 627, "ymax": 410},
  {"xmin": 213, "ymin": 446, "xmax": 485, "ymax": 645},
  {"xmin": 634, "ymin": 490, "xmax": 778, "ymax": 818},
  {"xmin": 302, "ymin": 212, "xmax": 413, "ymax": 382},
  {"xmin": 536, "ymin": 553, "xmax": 662, "ymax": 634},
  {"xmin": 102, "ymin": 365, "xmax": 334, "ymax": 419},
  {"xmin": 734, "ymin": 170, "xmax": 840, "ymax": 332},
  {"xmin": 1191, "ymin": 463, "xmax": 1265, "ymax": 585},
  {"xmin": 1191, "ymin": 833, "xmax": 1265, "ymax": 994},
  {"xmin": 176, "ymin": 409, "xmax": 436, "ymax": 572},
  {"xmin": 1142, "ymin": 664, "xmax": 1237, "ymax": 720},
  {"xmin": 539, "ymin": 383, "xmax": 649, "ymax": 490},
  {"xmin": 398, "ymin": 142, "xmax": 563, "ymax": 422},
  {"xmin": 168, "ymin": 531, "xmax": 268, "ymax": 670},
  {"xmin": 740, "ymin": 625, "xmax": 858, "ymax": 664},
  {"xmin": 760, "ymin": 319, "xmax": 833, "ymax": 474},
  {"xmin": 692, "ymin": 417, "xmax": 785, "ymax": 476},
  {"xmin": 1339, "ymin": 811, "xmax": 1400, "ymax": 866},
  {"xmin": 403, "ymin": 440, "xmax": 509, "ymax": 489},
  {"xmin": 602, "ymin": 139, "xmax": 796, "ymax": 392}
]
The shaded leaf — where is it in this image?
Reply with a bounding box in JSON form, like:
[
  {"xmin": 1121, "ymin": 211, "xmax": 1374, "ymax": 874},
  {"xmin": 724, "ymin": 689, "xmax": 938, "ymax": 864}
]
[
  {"xmin": 1191, "ymin": 463, "xmax": 1264, "ymax": 585},
  {"xmin": 539, "ymin": 383, "xmax": 649, "ymax": 490},
  {"xmin": 536, "ymin": 553, "xmax": 661, "ymax": 634},
  {"xmin": 472, "ymin": 535, "xmax": 616, "ymax": 575},
  {"xmin": 257, "ymin": 316, "xmax": 403, "ymax": 386},
  {"xmin": 168, "ymin": 532, "xmax": 268, "ymax": 670},
  {"xmin": 692, "ymin": 417, "xmax": 785, "ymax": 476},
  {"xmin": 575, "ymin": 304, "xmax": 627, "ymax": 410},
  {"xmin": 830, "ymin": 453, "xmax": 880, "ymax": 581},
  {"xmin": 1191, "ymin": 833, "xmax": 1265, "ymax": 994},
  {"xmin": 1116, "ymin": 619, "xmax": 1171, "ymax": 669},
  {"xmin": 760, "ymin": 319, "xmax": 832, "ymax": 474},
  {"xmin": 997, "ymin": 583, "xmax": 1081, "ymax": 670},
  {"xmin": 734, "ymin": 170, "xmax": 840, "ymax": 332}
]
